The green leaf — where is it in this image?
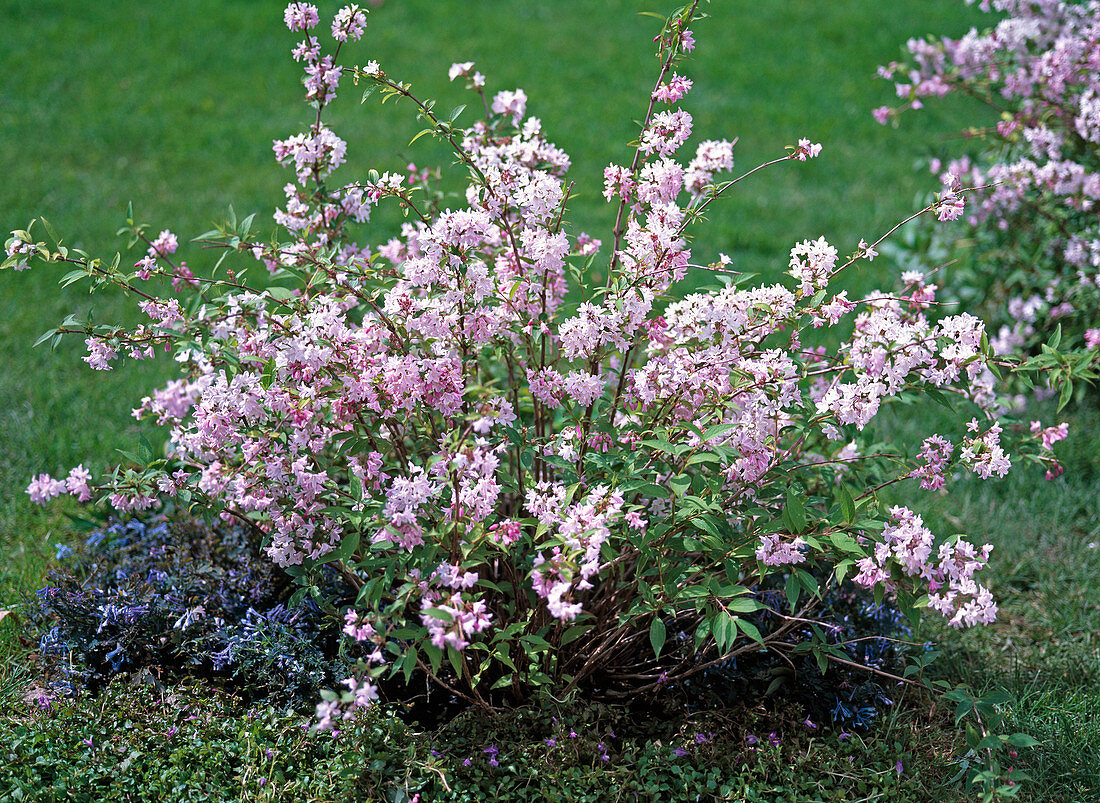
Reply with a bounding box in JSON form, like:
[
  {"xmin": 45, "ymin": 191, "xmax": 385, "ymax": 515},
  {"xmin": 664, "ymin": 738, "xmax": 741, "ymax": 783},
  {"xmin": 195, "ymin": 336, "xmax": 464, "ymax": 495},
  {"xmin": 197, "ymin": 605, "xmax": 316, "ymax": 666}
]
[
  {"xmin": 702, "ymin": 422, "xmax": 738, "ymax": 441},
  {"xmin": 1058, "ymin": 379, "xmax": 1073, "ymax": 411},
  {"xmin": 649, "ymin": 617, "xmax": 666, "ymax": 659},
  {"xmin": 327, "ymin": 531, "xmax": 360, "ymax": 563},
  {"xmin": 57, "ymin": 269, "xmax": 87, "ymax": 286},
  {"xmin": 520, "ymin": 634, "xmax": 553, "ymax": 653},
  {"xmin": 668, "ymin": 474, "xmax": 691, "ymax": 496},
  {"xmin": 796, "ymin": 569, "xmax": 819, "ymax": 597},
  {"xmin": 267, "ymin": 286, "xmax": 296, "ymax": 302},
  {"xmin": 785, "ymin": 488, "xmax": 807, "ymax": 533},
  {"xmin": 33, "ymin": 328, "xmax": 59, "ymax": 348},
  {"xmin": 640, "ymin": 438, "xmax": 677, "ymax": 454},
  {"xmin": 137, "ymin": 434, "xmax": 155, "ymax": 464},
  {"xmin": 924, "ymin": 386, "xmax": 953, "ymax": 410},
  {"xmin": 785, "ymin": 573, "xmax": 799, "ymax": 611},
  {"xmin": 560, "ymin": 624, "xmax": 592, "ymax": 647},
  {"xmin": 447, "ymin": 646, "xmax": 463, "ymax": 677},
  {"xmin": 838, "ymin": 487, "xmax": 856, "ymax": 524},
  {"xmin": 829, "ymin": 531, "xmax": 862, "ymax": 554},
  {"xmin": 689, "ymin": 513, "xmax": 725, "ymax": 540},
  {"xmin": 408, "ymin": 127, "xmax": 434, "ymax": 146},
  {"xmin": 629, "ymin": 482, "xmax": 670, "ymax": 499},
  {"xmin": 693, "ymin": 617, "xmax": 712, "ymax": 650},
  {"xmin": 493, "ymin": 648, "xmax": 517, "ymax": 671},
  {"xmin": 39, "ymin": 217, "xmax": 60, "ymax": 245},
  {"xmin": 734, "ymin": 617, "xmax": 764, "ymax": 645},
  {"xmin": 726, "ymin": 597, "xmax": 761, "ymax": 613},
  {"xmin": 713, "ymin": 612, "xmax": 736, "ymax": 652}
]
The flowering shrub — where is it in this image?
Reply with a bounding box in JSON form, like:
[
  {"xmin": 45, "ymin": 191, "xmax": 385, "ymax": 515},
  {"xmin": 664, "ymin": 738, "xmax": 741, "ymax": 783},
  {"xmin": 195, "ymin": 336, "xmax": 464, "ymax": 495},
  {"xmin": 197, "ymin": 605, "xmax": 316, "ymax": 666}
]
[
  {"xmin": 875, "ymin": 0, "xmax": 1100, "ymax": 404},
  {"xmin": 6, "ymin": 1, "xmax": 1069, "ymax": 723}
]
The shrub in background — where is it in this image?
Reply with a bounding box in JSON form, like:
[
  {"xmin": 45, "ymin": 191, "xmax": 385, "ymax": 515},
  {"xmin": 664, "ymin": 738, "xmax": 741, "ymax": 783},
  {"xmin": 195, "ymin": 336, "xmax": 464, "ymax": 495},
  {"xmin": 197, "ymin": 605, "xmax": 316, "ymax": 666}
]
[
  {"xmin": 876, "ymin": 0, "xmax": 1100, "ymax": 406},
  {"xmin": 5, "ymin": 0, "xmax": 1069, "ymax": 735}
]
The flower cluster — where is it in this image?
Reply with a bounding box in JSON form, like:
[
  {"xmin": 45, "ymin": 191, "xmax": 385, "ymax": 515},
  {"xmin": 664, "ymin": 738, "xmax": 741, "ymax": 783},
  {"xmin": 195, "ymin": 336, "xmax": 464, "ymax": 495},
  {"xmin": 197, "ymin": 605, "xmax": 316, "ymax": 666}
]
[{"xmin": 853, "ymin": 506, "xmax": 996, "ymax": 628}]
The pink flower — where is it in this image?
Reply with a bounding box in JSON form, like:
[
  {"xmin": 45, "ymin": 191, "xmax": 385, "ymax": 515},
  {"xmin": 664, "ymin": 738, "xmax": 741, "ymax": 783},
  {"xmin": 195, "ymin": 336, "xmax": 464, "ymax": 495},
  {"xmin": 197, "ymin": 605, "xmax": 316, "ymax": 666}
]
[
  {"xmin": 448, "ymin": 61, "xmax": 474, "ymax": 82},
  {"xmin": 756, "ymin": 534, "xmax": 807, "ymax": 566},
  {"xmin": 1030, "ymin": 420, "xmax": 1068, "ymax": 451},
  {"xmin": 936, "ymin": 175, "xmax": 965, "ymax": 222},
  {"xmin": 27, "ymin": 473, "xmax": 66, "ymax": 505},
  {"xmin": 148, "ymin": 229, "xmax": 178, "ymax": 257},
  {"xmin": 343, "ymin": 610, "xmax": 377, "ymax": 642},
  {"xmin": 936, "ymin": 191, "xmax": 965, "ymax": 221},
  {"xmin": 788, "ymin": 236, "xmax": 837, "ymax": 295},
  {"xmin": 652, "ymin": 74, "xmax": 693, "ymax": 104},
  {"xmin": 792, "ymin": 138, "xmax": 822, "ymax": 161},
  {"xmin": 960, "ymin": 419, "xmax": 1010, "ymax": 479},
  {"xmin": 639, "ymin": 110, "xmax": 693, "ymax": 156},
  {"xmin": 284, "ymin": 2, "xmax": 320, "ymax": 31},
  {"xmin": 83, "ymin": 337, "xmax": 118, "ymax": 371},
  {"xmin": 858, "ymin": 238, "xmax": 878, "ymax": 262},
  {"xmin": 134, "ymin": 256, "xmax": 156, "ymax": 280},
  {"xmin": 574, "ymin": 232, "xmax": 601, "ymax": 256},
  {"xmin": 331, "ymin": 5, "xmax": 367, "ymax": 42},
  {"xmin": 65, "ymin": 464, "xmax": 93, "ymax": 502},
  {"xmin": 910, "ymin": 435, "xmax": 953, "ymax": 491},
  {"xmin": 491, "ymin": 89, "xmax": 528, "ymax": 124},
  {"xmin": 488, "ymin": 520, "xmax": 523, "ymax": 547},
  {"xmin": 5, "ymin": 238, "xmax": 32, "ymax": 270}
]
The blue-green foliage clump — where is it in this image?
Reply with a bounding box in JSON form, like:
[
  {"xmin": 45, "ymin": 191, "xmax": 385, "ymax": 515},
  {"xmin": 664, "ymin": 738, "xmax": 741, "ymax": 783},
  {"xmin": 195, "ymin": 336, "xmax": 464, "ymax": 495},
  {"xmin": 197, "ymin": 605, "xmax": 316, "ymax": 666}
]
[{"xmin": 33, "ymin": 517, "xmax": 355, "ymax": 705}]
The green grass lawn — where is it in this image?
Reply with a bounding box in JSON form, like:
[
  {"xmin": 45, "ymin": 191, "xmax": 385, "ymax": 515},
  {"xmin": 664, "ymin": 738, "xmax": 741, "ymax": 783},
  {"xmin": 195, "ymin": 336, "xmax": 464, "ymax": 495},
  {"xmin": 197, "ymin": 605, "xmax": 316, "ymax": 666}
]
[{"xmin": 7, "ymin": 1, "xmax": 1099, "ymax": 800}]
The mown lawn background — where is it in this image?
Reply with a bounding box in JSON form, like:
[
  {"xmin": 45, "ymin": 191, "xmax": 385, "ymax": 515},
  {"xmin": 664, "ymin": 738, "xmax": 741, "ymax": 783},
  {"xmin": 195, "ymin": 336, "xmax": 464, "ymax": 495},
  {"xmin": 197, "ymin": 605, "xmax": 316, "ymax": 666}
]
[{"xmin": 3, "ymin": 1, "xmax": 1098, "ymax": 800}]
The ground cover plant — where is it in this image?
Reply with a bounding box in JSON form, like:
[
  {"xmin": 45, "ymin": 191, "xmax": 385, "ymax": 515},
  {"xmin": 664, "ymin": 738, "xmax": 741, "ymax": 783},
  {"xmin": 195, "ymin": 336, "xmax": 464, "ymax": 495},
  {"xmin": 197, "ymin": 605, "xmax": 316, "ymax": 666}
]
[
  {"xmin": 32, "ymin": 516, "xmax": 357, "ymax": 704},
  {"xmin": 3, "ymin": 1, "xmax": 1096, "ymax": 801},
  {"xmin": 0, "ymin": 673, "xmax": 976, "ymax": 803}
]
